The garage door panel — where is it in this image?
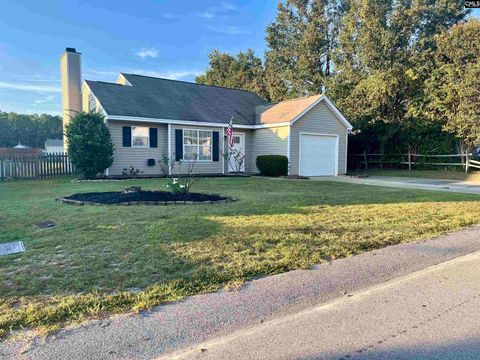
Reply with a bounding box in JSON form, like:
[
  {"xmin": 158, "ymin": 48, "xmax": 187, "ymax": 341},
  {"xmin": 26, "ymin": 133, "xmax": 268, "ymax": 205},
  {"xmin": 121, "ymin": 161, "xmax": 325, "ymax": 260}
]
[{"xmin": 299, "ymin": 134, "xmax": 337, "ymax": 176}]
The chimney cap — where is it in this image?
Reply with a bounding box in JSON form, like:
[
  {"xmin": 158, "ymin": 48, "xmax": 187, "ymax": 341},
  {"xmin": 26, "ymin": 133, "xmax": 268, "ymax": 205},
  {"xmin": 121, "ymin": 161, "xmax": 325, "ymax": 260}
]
[{"xmin": 65, "ymin": 47, "xmax": 77, "ymax": 53}]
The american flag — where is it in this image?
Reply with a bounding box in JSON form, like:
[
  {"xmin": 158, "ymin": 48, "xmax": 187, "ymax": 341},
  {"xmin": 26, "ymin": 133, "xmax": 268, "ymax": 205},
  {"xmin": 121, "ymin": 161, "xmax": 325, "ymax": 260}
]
[{"xmin": 226, "ymin": 117, "xmax": 234, "ymax": 149}]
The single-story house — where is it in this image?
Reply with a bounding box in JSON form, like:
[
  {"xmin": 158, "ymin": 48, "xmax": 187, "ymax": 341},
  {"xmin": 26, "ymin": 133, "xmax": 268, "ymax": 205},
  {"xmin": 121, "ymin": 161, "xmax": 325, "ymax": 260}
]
[
  {"xmin": 61, "ymin": 48, "xmax": 352, "ymax": 176},
  {"xmin": 45, "ymin": 139, "xmax": 65, "ymax": 153}
]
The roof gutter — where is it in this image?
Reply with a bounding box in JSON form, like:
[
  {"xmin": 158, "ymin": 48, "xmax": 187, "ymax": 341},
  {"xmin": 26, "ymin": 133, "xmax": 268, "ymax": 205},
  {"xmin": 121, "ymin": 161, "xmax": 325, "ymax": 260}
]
[{"xmin": 105, "ymin": 115, "xmax": 291, "ymax": 129}]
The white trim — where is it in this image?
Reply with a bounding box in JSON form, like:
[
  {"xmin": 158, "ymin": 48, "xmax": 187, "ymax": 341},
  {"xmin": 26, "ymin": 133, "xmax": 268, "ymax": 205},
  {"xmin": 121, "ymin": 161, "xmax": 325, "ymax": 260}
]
[
  {"xmin": 106, "ymin": 115, "xmax": 290, "ymax": 129},
  {"xmin": 182, "ymin": 128, "xmax": 213, "ymax": 162},
  {"xmin": 222, "ymin": 127, "xmax": 225, "ymax": 175},
  {"xmin": 167, "ymin": 123, "xmax": 172, "ymax": 175},
  {"xmin": 290, "ymin": 95, "xmax": 353, "ymax": 130},
  {"xmin": 228, "ymin": 132, "xmax": 245, "ymax": 173},
  {"xmin": 345, "ymin": 128, "xmax": 348, "ymax": 175},
  {"xmin": 298, "ymin": 132, "xmax": 339, "ymax": 177},
  {"xmin": 287, "ymin": 125, "xmax": 291, "ymax": 175}
]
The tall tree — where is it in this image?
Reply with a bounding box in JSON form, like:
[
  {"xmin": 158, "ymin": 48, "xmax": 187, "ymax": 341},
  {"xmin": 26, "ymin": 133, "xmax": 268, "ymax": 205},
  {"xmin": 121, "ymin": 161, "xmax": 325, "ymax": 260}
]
[
  {"xmin": 425, "ymin": 19, "xmax": 480, "ymax": 151},
  {"xmin": 264, "ymin": 0, "xmax": 344, "ymax": 102},
  {"xmin": 196, "ymin": 49, "xmax": 269, "ymax": 100},
  {"xmin": 0, "ymin": 111, "xmax": 63, "ymax": 148},
  {"xmin": 331, "ymin": 0, "xmax": 467, "ymax": 152}
]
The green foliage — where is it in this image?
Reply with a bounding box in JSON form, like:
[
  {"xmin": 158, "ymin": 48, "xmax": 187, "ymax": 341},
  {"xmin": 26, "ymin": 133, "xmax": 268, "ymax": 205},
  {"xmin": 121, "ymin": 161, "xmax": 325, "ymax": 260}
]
[
  {"xmin": 65, "ymin": 112, "xmax": 114, "ymax": 179},
  {"xmin": 0, "ymin": 111, "xmax": 62, "ymax": 148},
  {"xmin": 264, "ymin": 0, "xmax": 343, "ymax": 102},
  {"xmin": 425, "ymin": 19, "xmax": 480, "ymax": 149},
  {"xmin": 256, "ymin": 155, "xmax": 288, "ymax": 176},
  {"xmin": 196, "ymin": 49, "xmax": 269, "ymax": 100}
]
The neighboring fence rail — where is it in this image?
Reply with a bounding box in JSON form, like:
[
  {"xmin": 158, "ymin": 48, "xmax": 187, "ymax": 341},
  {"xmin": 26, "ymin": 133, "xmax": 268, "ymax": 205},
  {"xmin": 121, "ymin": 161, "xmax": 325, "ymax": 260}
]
[
  {"xmin": 348, "ymin": 152, "xmax": 473, "ymax": 172},
  {"xmin": 0, "ymin": 153, "xmax": 76, "ymax": 180}
]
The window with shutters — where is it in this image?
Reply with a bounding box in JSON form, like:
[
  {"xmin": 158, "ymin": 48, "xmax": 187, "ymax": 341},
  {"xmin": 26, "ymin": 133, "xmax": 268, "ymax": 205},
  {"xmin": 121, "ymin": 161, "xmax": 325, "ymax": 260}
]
[
  {"xmin": 132, "ymin": 126, "xmax": 149, "ymax": 148},
  {"xmin": 183, "ymin": 129, "xmax": 212, "ymax": 161}
]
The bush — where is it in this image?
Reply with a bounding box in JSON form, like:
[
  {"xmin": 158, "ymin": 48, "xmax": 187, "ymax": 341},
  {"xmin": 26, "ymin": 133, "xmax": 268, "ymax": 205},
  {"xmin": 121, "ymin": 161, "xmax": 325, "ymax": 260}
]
[
  {"xmin": 66, "ymin": 112, "xmax": 114, "ymax": 179},
  {"xmin": 256, "ymin": 155, "xmax": 288, "ymax": 177}
]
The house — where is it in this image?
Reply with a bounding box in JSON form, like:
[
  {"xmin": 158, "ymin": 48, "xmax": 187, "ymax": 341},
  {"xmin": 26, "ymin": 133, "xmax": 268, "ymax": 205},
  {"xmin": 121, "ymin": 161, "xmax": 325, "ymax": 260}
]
[
  {"xmin": 44, "ymin": 139, "xmax": 65, "ymax": 153},
  {"xmin": 61, "ymin": 48, "xmax": 352, "ymax": 177}
]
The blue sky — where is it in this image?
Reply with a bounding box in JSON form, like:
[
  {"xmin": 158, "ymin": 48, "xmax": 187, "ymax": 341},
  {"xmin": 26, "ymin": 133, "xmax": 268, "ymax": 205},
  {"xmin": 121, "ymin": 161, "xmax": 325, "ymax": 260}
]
[
  {"xmin": 0, "ymin": 1, "xmax": 478, "ymax": 116},
  {"xmin": 0, "ymin": 0, "xmax": 278, "ymax": 115}
]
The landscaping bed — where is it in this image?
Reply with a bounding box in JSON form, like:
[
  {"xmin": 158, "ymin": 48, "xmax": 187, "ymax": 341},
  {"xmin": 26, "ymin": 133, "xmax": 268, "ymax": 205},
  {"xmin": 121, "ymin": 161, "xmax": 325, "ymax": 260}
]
[{"xmin": 59, "ymin": 191, "xmax": 232, "ymax": 205}]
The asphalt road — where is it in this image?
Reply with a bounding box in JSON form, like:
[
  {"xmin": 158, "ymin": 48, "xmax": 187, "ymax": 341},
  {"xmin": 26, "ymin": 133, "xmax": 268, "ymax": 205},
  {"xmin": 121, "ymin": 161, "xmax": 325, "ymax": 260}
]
[
  {"xmin": 168, "ymin": 250, "xmax": 480, "ymax": 360},
  {"xmin": 2, "ymin": 226, "xmax": 480, "ymax": 360}
]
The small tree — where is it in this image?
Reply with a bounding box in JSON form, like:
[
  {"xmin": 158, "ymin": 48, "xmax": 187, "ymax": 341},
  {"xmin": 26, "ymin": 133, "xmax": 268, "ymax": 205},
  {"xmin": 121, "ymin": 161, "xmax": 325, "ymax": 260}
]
[{"xmin": 65, "ymin": 112, "xmax": 114, "ymax": 179}]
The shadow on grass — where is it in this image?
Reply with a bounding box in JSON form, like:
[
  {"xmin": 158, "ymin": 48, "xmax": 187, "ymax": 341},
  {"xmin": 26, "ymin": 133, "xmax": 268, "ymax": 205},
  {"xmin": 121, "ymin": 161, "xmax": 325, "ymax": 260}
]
[{"xmin": 1, "ymin": 177, "xmax": 480, "ymax": 336}]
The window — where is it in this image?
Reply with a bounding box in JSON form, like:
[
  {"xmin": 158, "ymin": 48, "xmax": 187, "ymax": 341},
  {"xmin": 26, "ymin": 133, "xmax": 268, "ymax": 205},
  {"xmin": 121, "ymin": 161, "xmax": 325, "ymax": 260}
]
[
  {"xmin": 183, "ymin": 129, "xmax": 212, "ymax": 161},
  {"xmin": 132, "ymin": 126, "xmax": 149, "ymax": 147}
]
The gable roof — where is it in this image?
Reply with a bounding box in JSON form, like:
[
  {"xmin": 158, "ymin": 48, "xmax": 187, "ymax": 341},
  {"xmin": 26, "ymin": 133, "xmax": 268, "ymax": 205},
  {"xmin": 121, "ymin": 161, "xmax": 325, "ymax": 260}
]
[
  {"xmin": 256, "ymin": 94, "xmax": 352, "ymax": 130},
  {"xmin": 85, "ymin": 74, "xmax": 270, "ymax": 126},
  {"xmin": 45, "ymin": 139, "xmax": 63, "ymax": 147}
]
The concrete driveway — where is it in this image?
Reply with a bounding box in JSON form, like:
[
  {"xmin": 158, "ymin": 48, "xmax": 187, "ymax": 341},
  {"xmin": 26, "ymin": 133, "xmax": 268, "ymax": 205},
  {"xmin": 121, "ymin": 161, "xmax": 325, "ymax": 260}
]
[{"xmin": 321, "ymin": 175, "xmax": 480, "ymax": 195}]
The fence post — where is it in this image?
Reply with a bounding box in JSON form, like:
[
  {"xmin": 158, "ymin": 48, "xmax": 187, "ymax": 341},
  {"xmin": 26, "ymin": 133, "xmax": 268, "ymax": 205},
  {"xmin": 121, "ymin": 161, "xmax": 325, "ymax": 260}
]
[
  {"xmin": 465, "ymin": 153, "xmax": 469, "ymax": 174},
  {"xmin": 363, "ymin": 151, "xmax": 368, "ymax": 170},
  {"xmin": 408, "ymin": 150, "xmax": 412, "ymax": 171}
]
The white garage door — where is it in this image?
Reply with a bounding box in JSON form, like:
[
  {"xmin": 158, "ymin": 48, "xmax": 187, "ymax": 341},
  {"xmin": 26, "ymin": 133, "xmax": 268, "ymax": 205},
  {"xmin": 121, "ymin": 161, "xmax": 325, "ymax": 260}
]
[{"xmin": 299, "ymin": 134, "xmax": 338, "ymax": 176}]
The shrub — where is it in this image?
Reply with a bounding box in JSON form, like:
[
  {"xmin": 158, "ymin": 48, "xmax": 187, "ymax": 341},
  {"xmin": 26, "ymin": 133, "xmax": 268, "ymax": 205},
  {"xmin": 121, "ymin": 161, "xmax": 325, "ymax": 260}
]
[
  {"xmin": 65, "ymin": 112, "xmax": 114, "ymax": 179},
  {"xmin": 256, "ymin": 155, "xmax": 288, "ymax": 177},
  {"xmin": 121, "ymin": 166, "xmax": 143, "ymax": 178}
]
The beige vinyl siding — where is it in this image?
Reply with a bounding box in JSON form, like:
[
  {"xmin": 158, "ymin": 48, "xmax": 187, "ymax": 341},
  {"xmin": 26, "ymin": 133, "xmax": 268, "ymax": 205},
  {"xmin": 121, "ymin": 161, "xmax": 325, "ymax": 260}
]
[
  {"xmin": 171, "ymin": 124, "xmax": 224, "ymax": 174},
  {"xmin": 248, "ymin": 126, "xmax": 289, "ymax": 173},
  {"xmin": 108, "ymin": 120, "xmax": 168, "ymax": 175},
  {"xmin": 290, "ymin": 102, "xmax": 348, "ymax": 175}
]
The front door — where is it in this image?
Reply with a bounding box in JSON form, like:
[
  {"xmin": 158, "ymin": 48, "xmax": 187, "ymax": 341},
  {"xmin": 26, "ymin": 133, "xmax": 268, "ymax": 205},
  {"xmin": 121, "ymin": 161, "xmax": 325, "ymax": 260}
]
[{"xmin": 228, "ymin": 133, "xmax": 245, "ymax": 173}]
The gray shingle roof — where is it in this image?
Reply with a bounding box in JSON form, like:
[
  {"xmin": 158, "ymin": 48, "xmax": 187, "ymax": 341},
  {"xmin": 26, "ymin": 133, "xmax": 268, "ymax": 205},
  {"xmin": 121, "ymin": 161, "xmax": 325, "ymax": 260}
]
[
  {"xmin": 85, "ymin": 74, "xmax": 270, "ymax": 126},
  {"xmin": 45, "ymin": 139, "xmax": 63, "ymax": 147}
]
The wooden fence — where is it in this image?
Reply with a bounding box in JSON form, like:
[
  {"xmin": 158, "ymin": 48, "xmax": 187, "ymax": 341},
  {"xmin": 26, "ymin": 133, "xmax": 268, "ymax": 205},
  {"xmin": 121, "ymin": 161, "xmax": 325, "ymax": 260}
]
[
  {"xmin": 0, "ymin": 153, "xmax": 76, "ymax": 180},
  {"xmin": 348, "ymin": 152, "xmax": 474, "ymax": 172}
]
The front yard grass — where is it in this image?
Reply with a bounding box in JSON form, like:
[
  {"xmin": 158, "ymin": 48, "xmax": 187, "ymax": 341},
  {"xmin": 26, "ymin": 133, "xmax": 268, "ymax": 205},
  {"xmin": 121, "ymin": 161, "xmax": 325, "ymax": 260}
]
[{"xmin": 1, "ymin": 177, "xmax": 480, "ymax": 337}]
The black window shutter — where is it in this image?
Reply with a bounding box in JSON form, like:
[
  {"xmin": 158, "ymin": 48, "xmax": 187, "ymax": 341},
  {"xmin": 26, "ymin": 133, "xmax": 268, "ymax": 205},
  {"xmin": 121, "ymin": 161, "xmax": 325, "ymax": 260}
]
[
  {"xmin": 212, "ymin": 131, "xmax": 219, "ymax": 162},
  {"xmin": 175, "ymin": 129, "xmax": 183, "ymax": 161},
  {"xmin": 149, "ymin": 128, "xmax": 158, "ymax": 148},
  {"xmin": 122, "ymin": 126, "xmax": 131, "ymax": 147}
]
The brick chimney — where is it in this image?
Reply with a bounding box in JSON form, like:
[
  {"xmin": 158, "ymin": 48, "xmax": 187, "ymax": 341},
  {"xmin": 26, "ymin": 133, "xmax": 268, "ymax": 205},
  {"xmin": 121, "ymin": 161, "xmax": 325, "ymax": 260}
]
[{"xmin": 60, "ymin": 47, "xmax": 82, "ymax": 151}]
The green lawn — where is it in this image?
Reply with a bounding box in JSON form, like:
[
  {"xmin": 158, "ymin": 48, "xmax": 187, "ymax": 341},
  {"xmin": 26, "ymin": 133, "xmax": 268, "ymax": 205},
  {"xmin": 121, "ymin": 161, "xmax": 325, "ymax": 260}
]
[
  {"xmin": 349, "ymin": 169, "xmax": 480, "ymax": 182},
  {"xmin": 1, "ymin": 177, "xmax": 480, "ymax": 337}
]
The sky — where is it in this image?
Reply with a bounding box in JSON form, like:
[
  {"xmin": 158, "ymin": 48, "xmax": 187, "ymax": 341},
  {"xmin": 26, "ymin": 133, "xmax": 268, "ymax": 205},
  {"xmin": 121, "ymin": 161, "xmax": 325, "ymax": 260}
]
[
  {"xmin": 0, "ymin": 0, "xmax": 278, "ymax": 115},
  {"xmin": 0, "ymin": 1, "xmax": 479, "ymax": 116}
]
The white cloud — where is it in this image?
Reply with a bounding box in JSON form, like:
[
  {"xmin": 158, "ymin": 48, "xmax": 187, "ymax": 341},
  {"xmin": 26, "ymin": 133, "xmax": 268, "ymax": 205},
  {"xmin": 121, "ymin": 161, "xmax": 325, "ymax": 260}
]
[
  {"xmin": 195, "ymin": 2, "xmax": 238, "ymax": 19},
  {"xmin": 0, "ymin": 81, "xmax": 61, "ymax": 93},
  {"xmin": 33, "ymin": 95, "xmax": 56, "ymax": 105},
  {"xmin": 206, "ymin": 25, "xmax": 250, "ymax": 36},
  {"xmin": 135, "ymin": 47, "xmax": 160, "ymax": 59},
  {"xmin": 196, "ymin": 11, "xmax": 215, "ymax": 19}
]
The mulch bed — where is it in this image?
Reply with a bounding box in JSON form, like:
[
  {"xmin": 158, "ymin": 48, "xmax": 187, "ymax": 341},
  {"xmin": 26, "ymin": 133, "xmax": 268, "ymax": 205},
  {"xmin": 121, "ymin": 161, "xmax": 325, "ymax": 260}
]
[{"xmin": 57, "ymin": 191, "xmax": 234, "ymax": 206}]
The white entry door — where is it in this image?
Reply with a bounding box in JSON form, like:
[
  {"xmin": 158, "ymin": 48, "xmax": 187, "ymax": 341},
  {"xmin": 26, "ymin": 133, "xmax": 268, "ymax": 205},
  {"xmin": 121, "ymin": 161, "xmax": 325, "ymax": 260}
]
[
  {"xmin": 299, "ymin": 133, "xmax": 338, "ymax": 176},
  {"xmin": 228, "ymin": 133, "xmax": 245, "ymax": 172}
]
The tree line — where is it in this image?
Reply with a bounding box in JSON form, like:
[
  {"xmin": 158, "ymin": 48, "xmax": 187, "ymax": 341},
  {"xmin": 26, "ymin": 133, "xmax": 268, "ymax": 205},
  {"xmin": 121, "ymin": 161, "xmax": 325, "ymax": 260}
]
[
  {"xmin": 0, "ymin": 111, "xmax": 63, "ymax": 149},
  {"xmin": 196, "ymin": 1, "xmax": 480, "ymax": 155}
]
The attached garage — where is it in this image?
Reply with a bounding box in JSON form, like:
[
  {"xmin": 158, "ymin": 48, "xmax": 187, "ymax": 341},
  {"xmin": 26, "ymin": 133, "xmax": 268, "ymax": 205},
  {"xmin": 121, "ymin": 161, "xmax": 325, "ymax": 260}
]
[
  {"xmin": 288, "ymin": 96, "xmax": 352, "ymax": 176},
  {"xmin": 299, "ymin": 133, "xmax": 338, "ymax": 176}
]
